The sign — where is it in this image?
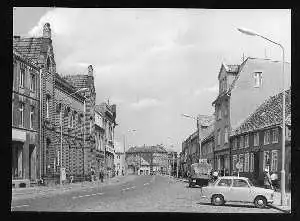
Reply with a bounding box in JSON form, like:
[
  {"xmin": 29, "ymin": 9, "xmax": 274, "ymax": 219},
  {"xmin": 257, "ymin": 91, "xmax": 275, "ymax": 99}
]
[
  {"xmin": 60, "ymin": 168, "xmax": 66, "ymax": 181},
  {"xmin": 199, "ymin": 159, "xmax": 207, "ymax": 164},
  {"xmin": 236, "ymin": 162, "xmax": 243, "ymax": 170},
  {"xmin": 12, "ymin": 129, "xmax": 26, "ymax": 142}
]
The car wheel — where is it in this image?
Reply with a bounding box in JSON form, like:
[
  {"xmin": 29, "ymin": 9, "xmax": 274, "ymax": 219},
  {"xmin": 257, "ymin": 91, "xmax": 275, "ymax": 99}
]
[
  {"xmin": 211, "ymin": 194, "xmax": 224, "ymax": 206},
  {"xmin": 254, "ymin": 196, "xmax": 267, "ymax": 208}
]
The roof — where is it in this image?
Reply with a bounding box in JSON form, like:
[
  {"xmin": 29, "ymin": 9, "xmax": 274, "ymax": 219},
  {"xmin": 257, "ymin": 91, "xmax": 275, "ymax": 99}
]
[
  {"xmin": 127, "ymin": 145, "xmax": 167, "ymax": 153},
  {"xmin": 200, "ymin": 123, "xmax": 215, "ymax": 142},
  {"xmin": 231, "ymin": 88, "xmax": 291, "ymax": 136},
  {"xmin": 13, "ymin": 36, "xmax": 46, "ymax": 66},
  {"xmin": 217, "ymin": 62, "xmax": 240, "ymax": 80},
  {"xmin": 63, "ymin": 75, "xmax": 90, "ymax": 90},
  {"xmin": 197, "ymin": 115, "xmax": 214, "ymax": 127}
]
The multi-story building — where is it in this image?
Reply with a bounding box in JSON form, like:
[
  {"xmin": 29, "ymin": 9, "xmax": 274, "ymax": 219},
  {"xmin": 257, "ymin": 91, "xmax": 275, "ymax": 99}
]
[
  {"xmin": 12, "ymin": 48, "xmax": 41, "ymax": 187},
  {"xmin": 230, "ymin": 89, "xmax": 291, "ymax": 189},
  {"xmin": 114, "ymin": 150, "xmax": 125, "ymax": 176},
  {"xmin": 13, "ymin": 23, "xmax": 97, "ymax": 184},
  {"xmin": 126, "ymin": 145, "xmax": 168, "ymax": 175},
  {"xmin": 212, "ymin": 58, "xmax": 291, "ymax": 175},
  {"xmin": 200, "ymin": 125, "xmax": 215, "ymax": 166},
  {"xmin": 53, "ymin": 72, "xmax": 86, "ymax": 180},
  {"xmin": 94, "ymin": 108, "xmax": 106, "ymax": 175},
  {"xmin": 13, "ymin": 23, "xmax": 57, "ymax": 184},
  {"xmin": 63, "ymin": 66, "xmax": 97, "ymax": 177},
  {"xmin": 95, "ymin": 102, "xmax": 117, "ymax": 178}
]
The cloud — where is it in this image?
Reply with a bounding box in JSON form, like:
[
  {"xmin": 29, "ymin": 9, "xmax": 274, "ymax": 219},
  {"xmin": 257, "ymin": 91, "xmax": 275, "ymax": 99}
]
[
  {"xmin": 130, "ymin": 98, "xmax": 162, "ymax": 110},
  {"xmin": 194, "ymin": 84, "xmax": 219, "ymax": 96}
]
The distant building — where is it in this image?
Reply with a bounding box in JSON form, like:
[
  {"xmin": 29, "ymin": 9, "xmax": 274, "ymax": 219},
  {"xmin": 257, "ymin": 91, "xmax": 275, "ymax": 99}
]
[
  {"xmin": 126, "ymin": 145, "xmax": 168, "ymax": 175},
  {"xmin": 230, "ymin": 89, "xmax": 291, "ymax": 189},
  {"xmin": 94, "ymin": 108, "xmax": 106, "ymax": 175},
  {"xmin": 12, "ymin": 48, "xmax": 41, "ymax": 187},
  {"xmin": 95, "ymin": 102, "xmax": 117, "ymax": 178},
  {"xmin": 167, "ymin": 150, "xmax": 177, "ymax": 176}
]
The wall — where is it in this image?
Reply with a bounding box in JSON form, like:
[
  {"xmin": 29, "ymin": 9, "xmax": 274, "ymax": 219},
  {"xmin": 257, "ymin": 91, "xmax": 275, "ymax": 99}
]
[{"xmin": 230, "ymin": 58, "xmax": 291, "ymax": 130}]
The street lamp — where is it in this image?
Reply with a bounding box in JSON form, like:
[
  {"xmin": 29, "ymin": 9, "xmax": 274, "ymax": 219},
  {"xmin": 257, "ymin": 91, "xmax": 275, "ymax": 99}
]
[
  {"xmin": 59, "ymin": 87, "xmax": 89, "ymax": 186},
  {"xmin": 237, "ymin": 27, "xmax": 286, "ymax": 206},
  {"xmin": 123, "ymin": 129, "xmax": 137, "ymax": 175}
]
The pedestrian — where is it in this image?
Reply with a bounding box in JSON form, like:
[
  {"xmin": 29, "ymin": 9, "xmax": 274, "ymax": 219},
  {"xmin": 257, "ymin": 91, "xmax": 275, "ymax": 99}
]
[
  {"xmin": 270, "ymin": 172, "xmax": 278, "ymax": 191},
  {"xmin": 264, "ymin": 169, "xmax": 272, "ymax": 189},
  {"xmin": 99, "ymin": 170, "xmax": 104, "ymax": 182},
  {"xmin": 122, "ymin": 169, "xmax": 124, "ymax": 176}
]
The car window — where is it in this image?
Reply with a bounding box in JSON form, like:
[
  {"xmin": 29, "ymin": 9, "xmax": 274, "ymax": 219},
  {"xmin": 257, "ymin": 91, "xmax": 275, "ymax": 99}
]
[
  {"xmin": 217, "ymin": 179, "xmax": 232, "ymax": 187},
  {"xmin": 232, "ymin": 179, "xmax": 249, "ymax": 188}
]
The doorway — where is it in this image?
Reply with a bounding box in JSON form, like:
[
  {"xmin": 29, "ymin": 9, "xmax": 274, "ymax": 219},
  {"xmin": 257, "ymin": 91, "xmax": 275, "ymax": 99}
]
[
  {"xmin": 12, "ymin": 142, "xmax": 23, "ymax": 179},
  {"xmin": 29, "ymin": 144, "xmax": 36, "ymax": 181}
]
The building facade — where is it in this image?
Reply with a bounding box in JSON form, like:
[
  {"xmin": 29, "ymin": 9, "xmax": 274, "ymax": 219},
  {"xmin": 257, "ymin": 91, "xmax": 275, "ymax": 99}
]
[
  {"xmin": 230, "ymin": 89, "xmax": 291, "ymax": 189},
  {"xmin": 114, "ymin": 151, "xmax": 125, "ymax": 176},
  {"xmin": 12, "ymin": 48, "xmax": 41, "ymax": 187},
  {"xmin": 13, "ymin": 23, "xmax": 97, "ymax": 184},
  {"xmin": 95, "ymin": 102, "xmax": 117, "ymax": 178},
  {"xmin": 212, "ymin": 58, "xmax": 291, "ymax": 175},
  {"xmin": 94, "ymin": 108, "xmax": 106, "ymax": 175},
  {"xmin": 126, "ymin": 145, "xmax": 168, "ymax": 175},
  {"xmin": 167, "ymin": 150, "xmax": 177, "ymax": 176}
]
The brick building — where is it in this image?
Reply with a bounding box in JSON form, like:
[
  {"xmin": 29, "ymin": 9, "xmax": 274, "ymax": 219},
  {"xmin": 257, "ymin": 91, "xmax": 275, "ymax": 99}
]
[
  {"xmin": 94, "ymin": 107, "xmax": 106, "ymax": 175},
  {"xmin": 12, "ymin": 48, "xmax": 41, "ymax": 187},
  {"xmin": 230, "ymin": 89, "xmax": 291, "ymax": 189},
  {"xmin": 13, "ymin": 23, "xmax": 97, "ymax": 184}
]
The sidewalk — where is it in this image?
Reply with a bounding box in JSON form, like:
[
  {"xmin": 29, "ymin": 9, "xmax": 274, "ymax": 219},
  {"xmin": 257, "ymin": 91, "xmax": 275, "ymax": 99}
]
[
  {"xmin": 11, "ymin": 175, "xmax": 136, "ymax": 198},
  {"xmin": 268, "ymin": 191, "xmax": 291, "ymax": 213}
]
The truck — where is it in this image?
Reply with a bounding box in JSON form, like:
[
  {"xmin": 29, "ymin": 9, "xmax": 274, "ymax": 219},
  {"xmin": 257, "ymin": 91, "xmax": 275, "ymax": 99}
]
[{"xmin": 188, "ymin": 160, "xmax": 213, "ymax": 187}]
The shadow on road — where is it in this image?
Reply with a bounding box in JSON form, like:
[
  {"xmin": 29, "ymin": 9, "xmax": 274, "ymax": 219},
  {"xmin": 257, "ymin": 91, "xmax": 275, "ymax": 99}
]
[{"xmin": 197, "ymin": 202, "xmax": 271, "ymax": 210}]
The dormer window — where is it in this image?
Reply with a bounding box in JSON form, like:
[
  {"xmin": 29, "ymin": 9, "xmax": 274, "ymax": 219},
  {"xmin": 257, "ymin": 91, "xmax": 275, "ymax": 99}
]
[{"xmin": 254, "ymin": 72, "xmax": 263, "ymax": 88}]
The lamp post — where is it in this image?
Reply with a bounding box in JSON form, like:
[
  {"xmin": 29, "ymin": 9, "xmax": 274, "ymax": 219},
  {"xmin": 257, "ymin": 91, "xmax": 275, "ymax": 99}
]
[
  {"xmin": 59, "ymin": 88, "xmax": 89, "ymax": 186},
  {"xmin": 237, "ymin": 27, "xmax": 286, "ymax": 206},
  {"xmin": 123, "ymin": 129, "xmax": 137, "ymax": 175}
]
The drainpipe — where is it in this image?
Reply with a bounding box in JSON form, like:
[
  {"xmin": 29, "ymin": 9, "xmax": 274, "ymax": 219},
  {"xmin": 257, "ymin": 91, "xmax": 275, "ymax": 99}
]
[{"xmin": 39, "ymin": 68, "xmax": 42, "ymax": 179}]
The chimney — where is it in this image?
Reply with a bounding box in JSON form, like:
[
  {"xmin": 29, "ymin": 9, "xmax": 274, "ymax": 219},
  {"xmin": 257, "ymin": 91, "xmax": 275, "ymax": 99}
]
[
  {"xmin": 88, "ymin": 65, "xmax": 93, "ymax": 76},
  {"xmin": 43, "ymin": 23, "xmax": 51, "ymax": 38}
]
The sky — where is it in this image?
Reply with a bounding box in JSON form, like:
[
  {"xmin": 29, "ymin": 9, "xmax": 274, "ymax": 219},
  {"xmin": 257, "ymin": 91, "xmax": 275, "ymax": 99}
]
[{"xmin": 13, "ymin": 8, "xmax": 291, "ymax": 153}]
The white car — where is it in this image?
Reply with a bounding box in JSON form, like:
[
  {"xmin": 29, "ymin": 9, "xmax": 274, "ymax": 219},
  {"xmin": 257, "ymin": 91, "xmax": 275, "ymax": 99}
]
[{"xmin": 200, "ymin": 176, "xmax": 274, "ymax": 208}]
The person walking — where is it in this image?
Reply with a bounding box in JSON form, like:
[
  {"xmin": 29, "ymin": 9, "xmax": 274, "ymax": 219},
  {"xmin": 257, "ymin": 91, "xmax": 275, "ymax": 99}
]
[
  {"xmin": 99, "ymin": 170, "xmax": 104, "ymax": 183},
  {"xmin": 264, "ymin": 169, "xmax": 272, "ymax": 189},
  {"xmin": 270, "ymin": 172, "xmax": 278, "ymax": 191}
]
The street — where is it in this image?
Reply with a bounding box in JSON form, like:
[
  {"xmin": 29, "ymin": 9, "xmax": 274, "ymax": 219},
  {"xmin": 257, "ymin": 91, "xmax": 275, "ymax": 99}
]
[{"xmin": 11, "ymin": 175, "xmax": 281, "ymax": 213}]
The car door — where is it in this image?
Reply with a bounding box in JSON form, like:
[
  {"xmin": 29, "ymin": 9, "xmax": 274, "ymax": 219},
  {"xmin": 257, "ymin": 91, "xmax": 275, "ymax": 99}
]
[
  {"xmin": 214, "ymin": 178, "xmax": 232, "ymax": 200},
  {"xmin": 229, "ymin": 178, "xmax": 252, "ymax": 202}
]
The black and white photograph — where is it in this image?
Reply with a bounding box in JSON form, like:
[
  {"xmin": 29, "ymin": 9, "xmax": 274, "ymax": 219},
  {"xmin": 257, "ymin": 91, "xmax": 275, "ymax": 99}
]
[{"xmin": 11, "ymin": 8, "xmax": 291, "ymax": 213}]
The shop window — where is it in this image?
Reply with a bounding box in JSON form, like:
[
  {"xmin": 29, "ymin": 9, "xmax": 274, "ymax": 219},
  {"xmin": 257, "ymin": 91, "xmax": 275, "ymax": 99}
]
[
  {"xmin": 263, "ymin": 151, "xmax": 270, "ymax": 171},
  {"xmin": 244, "ymin": 153, "xmax": 249, "ymax": 172},
  {"xmin": 271, "ymin": 150, "xmax": 278, "ymax": 172}
]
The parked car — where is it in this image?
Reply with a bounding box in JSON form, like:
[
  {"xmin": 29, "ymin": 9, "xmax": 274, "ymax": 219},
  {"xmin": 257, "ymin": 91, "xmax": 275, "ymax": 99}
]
[{"xmin": 200, "ymin": 176, "xmax": 274, "ymax": 208}]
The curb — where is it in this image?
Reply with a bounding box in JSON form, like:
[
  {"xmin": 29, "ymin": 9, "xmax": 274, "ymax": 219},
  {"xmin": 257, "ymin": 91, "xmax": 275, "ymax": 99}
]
[{"xmin": 268, "ymin": 204, "xmax": 291, "ymax": 213}]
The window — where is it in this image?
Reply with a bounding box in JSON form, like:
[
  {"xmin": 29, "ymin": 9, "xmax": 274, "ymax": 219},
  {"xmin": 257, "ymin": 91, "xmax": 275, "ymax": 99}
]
[
  {"xmin": 12, "ymin": 102, "xmax": 14, "ymax": 125},
  {"xmin": 233, "ymin": 179, "xmax": 249, "ymax": 188},
  {"xmin": 253, "ymin": 132, "xmax": 259, "ymax": 146},
  {"xmin": 263, "ymin": 151, "xmax": 270, "ymax": 171},
  {"xmin": 254, "ymin": 72, "xmax": 262, "ymax": 88},
  {"xmin": 233, "ymin": 138, "xmax": 237, "ymax": 150},
  {"xmin": 224, "ymin": 127, "xmax": 228, "ymax": 144},
  {"xmin": 244, "ymin": 134, "xmax": 249, "ymax": 147},
  {"xmin": 57, "ymin": 150, "xmax": 60, "ymax": 166},
  {"xmin": 90, "ymin": 119, "xmax": 93, "ymax": 134},
  {"xmin": 30, "ymin": 73, "xmax": 36, "ymax": 92},
  {"xmin": 217, "ymin": 130, "xmax": 221, "ymax": 146},
  {"xmin": 264, "ymin": 130, "xmax": 270, "ymax": 145},
  {"xmin": 244, "ymin": 153, "xmax": 249, "ymax": 172},
  {"xmin": 217, "ymin": 179, "xmax": 232, "ymax": 187},
  {"xmin": 232, "ymin": 155, "xmax": 237, "ymax": 172},
  {"xmin": 239, "ymin": 136, "xmax": 244, "ymax": 148},
  {"xmin": 30, "ymin": 106, "xmax": 34, "ymax": 129},
  {"xmin": 46, "ymin": 96, "xmax": 50, "ymax": 118},
  {"xmin": 68, "ymin": 113, "xmax": 71, "ymax": 128},
  {"xmin": 272, "ymin": 128, "xmax": 279, "ymax": 143},
  {"xmin": 238, "ymin": 154, "xmax": 244, "ymax": 172},
  {"xmin": 271, "ymin": 150, "xmax": 278, "ymax": 172},
  {"xmin": 218, "ymin": 109, "xmax": 222, "ymax": 120},
  {"xmin": 20, "ymin": 68, "xmax": 25, "ymax": 88},
  {"xmin": 19, "ymin": 102, "xmax": 24, "ymax": 127},
  {"xmin": 72, "ymin": 113, "xmax": 75, "ymax": 128},
  {"xmin": 250, "ymin": 153, "xmax": 254, "ymax": 172}
]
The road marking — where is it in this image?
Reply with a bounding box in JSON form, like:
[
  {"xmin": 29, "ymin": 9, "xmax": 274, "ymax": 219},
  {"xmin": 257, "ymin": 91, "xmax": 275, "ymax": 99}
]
[
  {"xmin": 11, "ymin": 204, "xmax": 29, "ymax": 209},
  {"xmin": 73, "ymin": 192, "xmax": 104, "ymax": 199}
]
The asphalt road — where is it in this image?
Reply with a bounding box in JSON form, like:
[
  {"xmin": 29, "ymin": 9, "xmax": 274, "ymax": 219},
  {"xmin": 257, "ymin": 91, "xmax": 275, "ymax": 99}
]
[{"xmin": 11, "ymin": 175, "xmax": 282, "ymax": 213}]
